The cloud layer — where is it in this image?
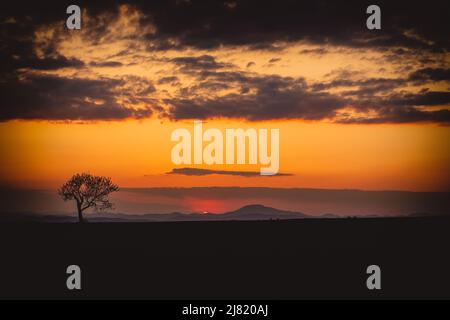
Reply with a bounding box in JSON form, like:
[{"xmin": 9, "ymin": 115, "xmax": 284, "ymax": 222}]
[
  {"xmin": 167, "ymin": 168, "xmax": 293, "ymax": 177},
  {"xmin": 0, "ymin": 0, "xmax": 449, "ymax": 123}
]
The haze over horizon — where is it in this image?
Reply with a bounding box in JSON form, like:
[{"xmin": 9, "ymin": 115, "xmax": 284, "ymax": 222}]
[{"xmin": 1, "ymin": 186, "xmax": 448, "ymax": 218}]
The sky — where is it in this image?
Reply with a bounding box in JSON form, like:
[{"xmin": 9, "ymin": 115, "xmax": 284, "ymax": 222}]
[{"xmin": 0, "ymin": 0, "xmax": 449, "ymax": 208}]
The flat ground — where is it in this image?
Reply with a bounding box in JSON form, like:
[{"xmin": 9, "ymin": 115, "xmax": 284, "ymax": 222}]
[{"xmin": 0, "ymin": 217, "xmax": 449, "ymax": 299}]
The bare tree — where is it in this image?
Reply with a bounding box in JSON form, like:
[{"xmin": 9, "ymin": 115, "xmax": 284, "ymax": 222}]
[{"xmin": 58, "ymin": 173, "xmax": 119, "ymax": 223}]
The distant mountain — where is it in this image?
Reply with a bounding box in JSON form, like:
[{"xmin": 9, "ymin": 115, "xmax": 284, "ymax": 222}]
[
  {"xmin": 219, "ymin": 204, "xmax": 309, "ymax": 220},
  {"xmin": 0, "ymin": 204, "xmax": 314, "ymax": 222},
  {"xmin": 94, "ymin": 204, "xmax": 311, "ymax": 222},
  {"xmin": 1, "ymin": 206, "xmax": 443, "ymax": 222}
]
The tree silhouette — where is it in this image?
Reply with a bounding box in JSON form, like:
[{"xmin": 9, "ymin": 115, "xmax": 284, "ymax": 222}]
[{"xmin": 58, "ymin": 173, "xmax": 119, "ymax": 223}]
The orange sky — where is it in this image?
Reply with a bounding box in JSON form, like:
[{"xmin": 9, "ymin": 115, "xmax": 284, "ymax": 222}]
[{"xmin": 1, "ymin": 119, "xmax": 448, "ymax": 191}]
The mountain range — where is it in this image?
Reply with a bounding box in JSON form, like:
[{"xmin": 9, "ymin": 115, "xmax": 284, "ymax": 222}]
[{"xmin": 0, "ymin": 204, "xmax": 341, "ymax": 222}]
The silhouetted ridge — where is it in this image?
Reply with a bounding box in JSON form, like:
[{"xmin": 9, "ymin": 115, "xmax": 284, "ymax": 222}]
[
  {"xmin": 224, "ymin": 204, "xmax": 308, "ymax": 219},
  {"xmin": 0, "ymin": 204, "xmax": 310, "ymax": 222}
]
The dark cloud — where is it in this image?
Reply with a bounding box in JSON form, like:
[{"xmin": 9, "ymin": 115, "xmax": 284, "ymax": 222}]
[
  {"xmin": 299, "ymin": 48, "xmax": 329, "ymax": 56},
  {"xmin": 0, "ymin": 74, "xmax": 153, "ymax": 121},
  {"xmin": 317, "ymin": 68, "xmax": 449, "ymax": 93},
  {"xmin": 89, "ymin": 61, "xmax": 123, "ymax": 67},
  {"xmin": 161, "ymin": 60, "xmax": 450, "ymax": 123},
  {"xmin": 338, "ymin": 91, "xmax": 450, "ymax": 124},
  {"xmin": 157, "ymin": 76, "xmax": 179, "ymax": 85},
  {"xmin": 394, "ymin": 91, "xmax": 450, "ymax": 107},
  {"xmin": 136, "ymin": 0, "xmax": 449, "ymax": 52},
  {"xmin": 338, "ymin": 106, "xmax": 450, "ymax": 125},
  {"xmin": 322, "ymin": 89, "xmax": 450, "ymax": 125},
  {"xmin": 8, "ymin": 55, "xmax": 85, "ymax": 71},
  {"xmin": 167, "ymin": 168, "xmax": 293, "ymax": 177},
  {"xmin": 3, "ymin": 0, "xmax": 448, "ymax": 54},
  {"xmin": 138, "ymin": 83, "xmax": 157, "ymax": 95},
  {"xmin": 408, "ymin": 68, "xmax": 450, "ymax": 82},
  {"xmin": 165, "ymin": 91, "xmax": 345, "ymax": 121},
  {"xmin": 0, "ymin": 1, "xmax": 99, "ymax": 79},
  {"xmin": 171, "ymin": 55, "xmax": 232, "ymax": 72},
  {"xmin": 309, "ymin": 73, "xmax": 450, "ymax": 124},
  {"xmin": 163, "ymin": 73, "xmax": 346, "ymax": 121},
  {"xmin": 7, "ymin": 1, "xmax": 450, "ymax": 51},
  {"xmin": 311, "ymin": 78, "xmax": 404, "ymax": 93},
  {"xmin": 0, "ymin": 20, "xmax": 84, "ymax": 75}
]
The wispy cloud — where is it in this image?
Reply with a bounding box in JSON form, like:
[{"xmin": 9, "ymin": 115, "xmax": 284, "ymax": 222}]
[{"xmin": 166, "ymin": 168, "xmax": 293, "ymax": 177}]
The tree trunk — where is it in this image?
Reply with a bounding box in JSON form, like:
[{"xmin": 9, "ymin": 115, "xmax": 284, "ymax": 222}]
[{"xmin": 76, "ymin": 202, "xmax": 84, "ymax": 223}]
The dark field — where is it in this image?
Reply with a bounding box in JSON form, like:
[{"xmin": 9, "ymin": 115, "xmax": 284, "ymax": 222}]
[{"xmin": 0, "ymin": 217, "xmax": 449, "ymax": 299}]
